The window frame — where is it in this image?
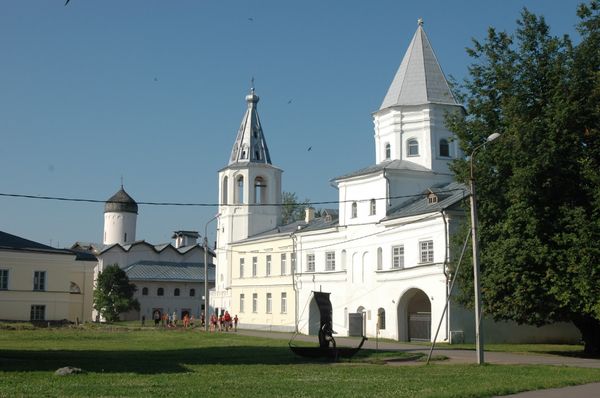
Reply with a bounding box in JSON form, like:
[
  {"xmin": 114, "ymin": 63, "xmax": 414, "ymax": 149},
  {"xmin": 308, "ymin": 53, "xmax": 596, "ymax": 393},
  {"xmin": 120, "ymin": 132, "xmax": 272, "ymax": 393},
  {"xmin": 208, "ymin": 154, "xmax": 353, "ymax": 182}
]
[
  {"xmin": 33, "ymin": 271, "xmax": 46, "ymax": 291},
  {"xmin": 266, "ymin": 255, "xmax": 272, "ymax": 276},
  {"xmin": 239, "ymin": 258, "xmax": 245, "ymax": 278},
  {"xmin": 252, "ymin": 256, "xmax": 257, "ymax": 277},
  {"xmin": 252, "ymin": 293, "xmax": 258, "ymax": 313},
  {"xmin": 306, "ymin": 253, "xmax": 315, "ymax": 272},
  {"xmin": 419, "ymin": 240, "xmax": 434, "ymax": 263},
  {"xmin": 240, "ymin": 293, "xmax": 245, "ymax": 313},
  {"xmin": 0, "ymin": 269, "xmax": 8, "ymax": 290},
  {"xmin": 266, "ymin": 293, "xmax": 272, "ymax": 314},
  {"xmin": 439, "ymin": 138, "xmax": 450, "ymax": 157},
  {"xmin": 407, "ymin": 139, "xmax": 419, "ymax": 157},
  {"xmin": 30, "ymin": 305, "xmax": 45, "ymax": 321},
  {"xmin": 325, "ymin": 251, "xmax": 336, "ymax": 271},
  {"xmin": 351, "ymin": 202, "xmax": 357, "ymax": 218},
  {"xmin": 392, "ymin": 245, "xmax": 404, "ymax": 269},
  {"xmin": 281, "ymin": 292, "xmax": 287, "ymax": 314},
  {"xmin": 280, "ymin": 254, "xmax": 287, "ymax": 275}
]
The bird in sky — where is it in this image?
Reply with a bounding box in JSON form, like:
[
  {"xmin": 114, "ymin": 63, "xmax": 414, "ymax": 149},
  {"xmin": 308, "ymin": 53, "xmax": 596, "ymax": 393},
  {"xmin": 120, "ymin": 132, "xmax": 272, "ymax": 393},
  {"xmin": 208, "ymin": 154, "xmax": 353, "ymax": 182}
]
[
  {"xmin": 307, "ymin": 146, "xmax": 312, "ymax": 152},
  {"xmin": 248, "ymin": 17, "xmax": 254, "ymax": 21},
  {"xmin": 64, "ymin": 0, "xmax": 70, "ymax": 5},
  {"xmin": 287, "ymin": 99, "xmax": 292, "ymax": 104},
  {"xmin": 154, "ymin": 77, "xmax": 158, "ymax": 82}
]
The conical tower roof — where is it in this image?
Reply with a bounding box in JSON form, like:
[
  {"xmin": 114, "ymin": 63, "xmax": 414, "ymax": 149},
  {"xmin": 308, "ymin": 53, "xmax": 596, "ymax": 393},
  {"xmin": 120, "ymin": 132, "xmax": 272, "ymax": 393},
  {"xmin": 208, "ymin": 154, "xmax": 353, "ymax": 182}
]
[
  {"xmin": 228, "ymin": 87, "xmax": 272, "ymax": 165},
  {"xmin": 380, "ymin": 19, "xmax": 459, "ymax": 109},
  {"xmin": 104, "ymin": 186, "xmax": 138, "ymax": 214}
]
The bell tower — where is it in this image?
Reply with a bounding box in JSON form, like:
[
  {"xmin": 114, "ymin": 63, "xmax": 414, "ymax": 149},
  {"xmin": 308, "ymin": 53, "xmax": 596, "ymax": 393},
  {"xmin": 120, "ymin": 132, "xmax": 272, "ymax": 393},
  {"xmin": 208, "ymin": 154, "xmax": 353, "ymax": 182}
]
[{"xmin": 216, "ymin": 86, "xmax": 282, "ymax": 292}]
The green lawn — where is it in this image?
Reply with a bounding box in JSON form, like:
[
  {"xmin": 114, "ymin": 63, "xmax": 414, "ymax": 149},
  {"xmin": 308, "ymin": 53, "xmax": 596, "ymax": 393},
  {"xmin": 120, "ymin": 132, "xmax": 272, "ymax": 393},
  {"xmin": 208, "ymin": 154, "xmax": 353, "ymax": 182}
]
[{"xmin": 1, "ymin": 326, "xmax": 599, "ymax": 397}]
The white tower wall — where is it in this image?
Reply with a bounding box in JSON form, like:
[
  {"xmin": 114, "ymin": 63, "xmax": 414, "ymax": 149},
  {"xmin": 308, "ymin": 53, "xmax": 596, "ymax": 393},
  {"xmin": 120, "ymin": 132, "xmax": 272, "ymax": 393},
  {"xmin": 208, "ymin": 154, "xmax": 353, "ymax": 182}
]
[{"xmin": 103, "ymin": 211, "xmax": 137, "ymax": 246}]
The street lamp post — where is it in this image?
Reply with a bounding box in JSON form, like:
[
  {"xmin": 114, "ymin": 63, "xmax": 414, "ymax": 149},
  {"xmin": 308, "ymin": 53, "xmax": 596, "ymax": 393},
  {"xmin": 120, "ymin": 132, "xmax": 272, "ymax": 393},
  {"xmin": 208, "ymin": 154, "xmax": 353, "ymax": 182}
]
[
  {"xmin": 469, "ymin": 132, "xmax": 500, "ymax": 365},
  {"xmin": 204, "ymin": 213, "xmax": 220, "ymax": 332}
]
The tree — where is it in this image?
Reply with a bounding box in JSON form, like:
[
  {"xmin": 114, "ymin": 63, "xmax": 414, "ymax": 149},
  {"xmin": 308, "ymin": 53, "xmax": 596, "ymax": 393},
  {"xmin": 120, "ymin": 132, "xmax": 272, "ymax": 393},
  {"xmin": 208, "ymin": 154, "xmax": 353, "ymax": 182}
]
[
  {"xmin": 447, "ymin": 2, "xmax": 600, "ymax": 355},
  {"xmin": 93, "ymin": 264, "xmax": 140, "ymax": 323},
  {"xmin": 281, "ymin": 191, "xmax": 310, "ymax": 224}
]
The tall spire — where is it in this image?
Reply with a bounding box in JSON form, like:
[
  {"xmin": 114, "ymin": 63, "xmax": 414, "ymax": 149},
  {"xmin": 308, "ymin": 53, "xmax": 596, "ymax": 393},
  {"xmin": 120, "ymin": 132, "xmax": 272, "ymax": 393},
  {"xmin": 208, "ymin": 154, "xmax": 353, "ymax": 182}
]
[
  {"xmin": 228, "ymin": 85, "xmax": 272, "ymax": 165},
  {"xmin": 380, "ymin": 19, "xmax": 458, "ymax": 109}
]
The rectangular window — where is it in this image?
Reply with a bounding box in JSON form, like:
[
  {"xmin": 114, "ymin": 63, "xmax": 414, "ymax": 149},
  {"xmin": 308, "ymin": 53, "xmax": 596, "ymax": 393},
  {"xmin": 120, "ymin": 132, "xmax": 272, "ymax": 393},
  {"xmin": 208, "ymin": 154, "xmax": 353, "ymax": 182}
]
[
  {"xmin": 252, "ymin": 256, "xmax": 257, "ymax": 277},
  {"xmin": 239, "ymin": 258, "xmax": 245, "ymax": 278},
  {"xmin": 420, "ymin": 240, "xmax": 434, "ymax": 263},
  {"xmin": 266, "ymin": 255, "xmax": 271, "ymax": 276},
  {"xmin": 392, "ymin": 245, "xmax": 404, "ymax": 269},
  {"xmin": 33, "ymin": 271, "xmax": 46, "ymax": 291},
  {"xmin": 0, "ymin": 269, "xmax": 8, "ymax": 290},
  {"xmin": 266, "ymin": 293, "xmax": 272, "ymax": 314},
  {"xmin": 30, "ymin": 305, "xmax": 45, "ymax": 321},
  {"xmin": 291, "ymin": 252, "xmax": 296, "ymax": 273},
  {"xmin": 281, "ymin": 292, "xmax": 287, "ymax": 314},
  {"xmin": 252, "ymin": 293, "xmax": 258, "ymax": 313},
  {"xmin": 280, "ymin": 254, "xmax": 287, "ymax": 275},
  {"xmin": 306, "ymin": 254, "xmax": 315, "ymax": 272},
  {"xmin": 240, "ymin": 294, "xmax": 245, "ymax": 313},
  {"xmin": 325, "ymin": 252, "xmax": 336, "ymax": 271}
]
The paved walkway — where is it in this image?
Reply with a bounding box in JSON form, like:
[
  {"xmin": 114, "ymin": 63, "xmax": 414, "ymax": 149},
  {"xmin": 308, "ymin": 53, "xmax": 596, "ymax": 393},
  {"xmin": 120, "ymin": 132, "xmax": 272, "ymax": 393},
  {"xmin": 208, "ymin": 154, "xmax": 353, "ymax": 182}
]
[{"xmin": 236, "ymin": 329, "xmax": 600, "ymax": 397}]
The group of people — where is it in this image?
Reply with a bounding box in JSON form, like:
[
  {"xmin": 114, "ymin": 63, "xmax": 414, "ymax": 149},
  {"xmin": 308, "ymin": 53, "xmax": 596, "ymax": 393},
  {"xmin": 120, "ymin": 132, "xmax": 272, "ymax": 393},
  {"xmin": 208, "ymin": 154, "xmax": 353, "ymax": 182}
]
[
  {"xmin": 209, "ymin": 311, "xmax": 238, "ymax": 332},
  {"xmin": 152, "ymin": 311, "xmax": 195, "ymax": 328}
]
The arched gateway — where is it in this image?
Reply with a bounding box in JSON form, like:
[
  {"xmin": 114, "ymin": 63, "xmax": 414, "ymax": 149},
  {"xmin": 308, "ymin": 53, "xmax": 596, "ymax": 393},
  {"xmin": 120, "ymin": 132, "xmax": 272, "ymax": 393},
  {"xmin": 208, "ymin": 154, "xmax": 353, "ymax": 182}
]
[{"xmin": 397, "ymin": 288, "xmax": 431, "ymax": 342}]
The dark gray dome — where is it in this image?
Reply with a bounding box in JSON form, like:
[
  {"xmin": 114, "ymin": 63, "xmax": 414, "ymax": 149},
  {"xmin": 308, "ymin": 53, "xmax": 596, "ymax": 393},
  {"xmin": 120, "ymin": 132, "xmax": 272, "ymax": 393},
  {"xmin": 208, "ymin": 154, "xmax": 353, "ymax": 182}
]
[{"xmin": 104, "ymin": 187, "xmax": 138, "ymax": 214}]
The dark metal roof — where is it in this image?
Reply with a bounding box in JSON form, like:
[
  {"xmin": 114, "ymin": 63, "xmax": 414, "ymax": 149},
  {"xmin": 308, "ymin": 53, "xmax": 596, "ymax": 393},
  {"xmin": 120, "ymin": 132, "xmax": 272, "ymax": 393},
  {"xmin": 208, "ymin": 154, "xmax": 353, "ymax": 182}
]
[
  {"xmin": 123, "ymin": 261, "xmax": 215, "ymax": 282},
  {"xmin": 99, "ymin": 240, "xmax": 216, "ymax": 257},
  {"xmin": 104, "ymin": 187, "xmax": 138, "ymax": 214},
  {"xmin": 0, "ymin": 232, "xmax": 97, "ymax": 262},
  {"xmin": 383, "ymin": 181, "xmax": 468, "ymax": 221}
]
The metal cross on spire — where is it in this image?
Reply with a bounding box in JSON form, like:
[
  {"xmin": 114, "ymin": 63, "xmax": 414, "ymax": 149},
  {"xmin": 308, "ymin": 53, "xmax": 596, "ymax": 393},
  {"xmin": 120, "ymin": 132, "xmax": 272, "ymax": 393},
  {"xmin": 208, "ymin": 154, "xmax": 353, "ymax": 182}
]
[{"xmin": 418, "ymin": 17, "xmax": 424, "ymax": 26}]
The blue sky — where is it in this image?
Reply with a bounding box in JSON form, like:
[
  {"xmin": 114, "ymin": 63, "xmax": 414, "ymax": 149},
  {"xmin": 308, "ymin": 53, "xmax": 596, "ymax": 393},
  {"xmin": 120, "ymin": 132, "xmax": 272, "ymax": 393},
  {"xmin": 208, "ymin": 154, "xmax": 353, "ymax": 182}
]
[{"xmin": 0, "ymin": 1, "xmax": 584, "ymax": 248}]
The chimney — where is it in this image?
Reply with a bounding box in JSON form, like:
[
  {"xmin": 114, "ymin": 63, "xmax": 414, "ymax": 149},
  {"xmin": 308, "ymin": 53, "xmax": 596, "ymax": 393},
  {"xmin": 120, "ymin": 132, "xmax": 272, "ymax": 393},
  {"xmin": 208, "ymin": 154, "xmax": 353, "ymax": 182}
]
[
  {"xmin": 172, "ymin": 231, "xmax": 199, "ymax": 248},
  {"xmin": 305, "ymin": 207, "xmax": 315, "ymax": 223}
]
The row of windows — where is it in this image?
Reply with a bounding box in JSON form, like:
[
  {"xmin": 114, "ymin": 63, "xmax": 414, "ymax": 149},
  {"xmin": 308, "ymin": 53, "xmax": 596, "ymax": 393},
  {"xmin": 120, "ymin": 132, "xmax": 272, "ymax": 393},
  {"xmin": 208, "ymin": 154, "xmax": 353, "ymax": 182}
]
[
  {"xmin": 141, "ymin": 287, "xmax": 196, "ymax": 297},
  {"xmin": 239, "ymin": 292, "xmax": 287, "ymax": 314},
  {"xmin": 350, "ymin": 199, "xmax": 377, "ymax": 218},
  {"xmin": 383, "ymin": 138, "xmax": 452, "ymax": 160},
  {"xmin": 239, "ymin": 253, "xmax": 296, "ymax": 278},
  {"xmin": 302, "ymin": 240, "xmax": 434, "ymax": 273},
  {"xmin": 0, "ymin": 270, "xmax": 46, "ymax": 291}
]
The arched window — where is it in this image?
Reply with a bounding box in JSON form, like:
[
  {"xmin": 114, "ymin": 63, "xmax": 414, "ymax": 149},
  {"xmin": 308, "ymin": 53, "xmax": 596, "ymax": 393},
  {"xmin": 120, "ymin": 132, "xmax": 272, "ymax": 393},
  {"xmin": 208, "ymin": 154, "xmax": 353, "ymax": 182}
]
[
  {"xmin": 174, "ymin": 288, "xmax": 180, "ymax": 297},
  {"xmin": 157, "ymin": 287, "xmax": 164, "ymax": 296},
  {"xmin": 69, "ymin": 282, "xmax": 81, "ymax": 294},
  {"xmin": 341, "ymin": 250, "xmax": 347, "ymax": 271},
  {"xmin": 370, "ymin": 199, "xmax": 376, "ymax": 216},
  {"xmin": 439, "ymin": 139, "xmax": 450, "ymax": 157},
  {"xmin": 190, "ymin": 288, "xmax": 195, "ymax": 297},
  {"xmin": 142, "ymin": 287, "xmax": 148, "ymax": 296},
  {"xmin": 222, "ymin": 176, "xmax": 229, "ymax": 205},
  {"xmin": 236, "ymin": 176, "xmax": 244, "ymax": 204},
  {"xmin": 385, "ymin": 143, "xmax": 391, "ymax": 160},
  {"xmin": 378, "ymin": 308, "xmax": 386, "ymax": 330},
  {"xmin": 351, "ymin": 202, "xmax": 357, "ymax": 218},
  {"xmin": 377, "ymin": 247, "xmax": 382, "ymax": 270},
  {"xmin": 241, "ymin": 144, "xmax": 248, "ymax": 160},
  {"xmin": 254, "ymin": 176, "xmax": 267, "ymax": 204},
  {"xmin": 408, "ymin": 139, "xmax": 419, "ymax": 156}
]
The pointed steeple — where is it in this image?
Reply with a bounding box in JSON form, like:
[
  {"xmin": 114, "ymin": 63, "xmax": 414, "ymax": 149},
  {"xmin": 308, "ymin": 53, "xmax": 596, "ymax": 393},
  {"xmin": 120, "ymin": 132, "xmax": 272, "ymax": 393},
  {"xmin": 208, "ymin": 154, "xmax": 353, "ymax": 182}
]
[
  {"xmin": 228, "ymin": 85, "xmax": 272, "ymax": 165},
  {"xmin": 380, "ymin": 19, "xmax": 458, "ymax": 109}
]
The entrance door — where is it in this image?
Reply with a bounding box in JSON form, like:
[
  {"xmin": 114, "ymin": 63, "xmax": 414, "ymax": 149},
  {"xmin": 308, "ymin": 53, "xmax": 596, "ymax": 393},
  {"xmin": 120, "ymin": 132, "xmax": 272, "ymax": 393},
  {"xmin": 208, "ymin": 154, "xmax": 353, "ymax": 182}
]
[{"xmin": 408, "ymin": 312, "xmax": 431, "ymax": 341}]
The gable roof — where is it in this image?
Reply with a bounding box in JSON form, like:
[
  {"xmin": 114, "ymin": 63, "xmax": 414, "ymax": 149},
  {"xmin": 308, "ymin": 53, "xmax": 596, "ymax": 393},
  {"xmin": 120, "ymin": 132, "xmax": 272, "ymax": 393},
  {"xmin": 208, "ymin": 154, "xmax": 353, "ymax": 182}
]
[
  {"xmin": 332, "ymin": 159, "xmax": 432, "ymax": 182},
  {"xmin": 380, "ymin": 22, "xmax": 459, "ymax": 109}
]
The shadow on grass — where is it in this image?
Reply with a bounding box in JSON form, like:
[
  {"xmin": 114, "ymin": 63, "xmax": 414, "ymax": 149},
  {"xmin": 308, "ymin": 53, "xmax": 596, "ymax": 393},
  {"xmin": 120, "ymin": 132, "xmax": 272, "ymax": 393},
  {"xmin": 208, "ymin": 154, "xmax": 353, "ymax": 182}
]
[{"xmin": 0, "ymin": 345, "xmax": 321, "ymax": 374}]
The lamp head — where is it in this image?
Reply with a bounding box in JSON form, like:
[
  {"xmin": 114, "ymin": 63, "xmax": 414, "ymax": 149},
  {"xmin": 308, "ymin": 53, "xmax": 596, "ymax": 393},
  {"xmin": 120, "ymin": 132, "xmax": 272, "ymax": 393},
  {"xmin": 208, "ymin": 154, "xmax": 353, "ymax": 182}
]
[{"xmin": 487, "ymin": 132, "xmax": 501, "ymax": 142}]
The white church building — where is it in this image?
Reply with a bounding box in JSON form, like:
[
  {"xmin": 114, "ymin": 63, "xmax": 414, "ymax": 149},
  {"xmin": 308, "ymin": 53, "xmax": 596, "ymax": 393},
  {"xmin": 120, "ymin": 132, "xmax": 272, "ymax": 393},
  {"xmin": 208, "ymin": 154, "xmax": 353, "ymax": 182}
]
[
  {"xmin": 211, "ymin": 21, "xmax": 580, "ymax": 344},
  {"xmin": 88, "ymin": 186, "xmax": 215, "ymax": 322}
]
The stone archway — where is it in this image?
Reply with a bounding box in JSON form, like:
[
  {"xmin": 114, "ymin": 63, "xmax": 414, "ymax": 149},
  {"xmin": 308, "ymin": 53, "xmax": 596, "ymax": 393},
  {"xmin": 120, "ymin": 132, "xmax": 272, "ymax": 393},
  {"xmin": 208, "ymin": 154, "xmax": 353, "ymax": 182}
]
[{"xmin": 397, "ymin": 288, "xmax": 431, "ymax": 342}]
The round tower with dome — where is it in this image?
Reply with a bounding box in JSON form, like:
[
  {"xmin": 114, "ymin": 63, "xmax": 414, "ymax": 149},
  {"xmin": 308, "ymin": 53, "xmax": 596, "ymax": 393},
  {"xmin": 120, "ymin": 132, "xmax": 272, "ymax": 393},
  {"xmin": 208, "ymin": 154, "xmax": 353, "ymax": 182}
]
[{"xmin": 103, "ymin": 185, "xmax": 138, "ymax": 245}]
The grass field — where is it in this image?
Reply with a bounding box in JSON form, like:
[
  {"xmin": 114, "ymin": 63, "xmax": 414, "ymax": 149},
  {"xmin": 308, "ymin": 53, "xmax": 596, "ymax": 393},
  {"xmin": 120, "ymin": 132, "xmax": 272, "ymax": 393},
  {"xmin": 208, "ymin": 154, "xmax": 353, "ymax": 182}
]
[{"xmin": 1, "ymin": 325, "xmax": 599, "ymax": 397}]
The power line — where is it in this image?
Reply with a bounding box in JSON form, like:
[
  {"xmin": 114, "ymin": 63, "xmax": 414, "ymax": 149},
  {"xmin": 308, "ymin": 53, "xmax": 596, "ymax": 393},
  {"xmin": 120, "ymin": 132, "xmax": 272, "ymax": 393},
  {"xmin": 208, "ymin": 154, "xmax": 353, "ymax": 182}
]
[{"xmin": 0, "ymin": 188, "xmax": 467, "ymax": 208}]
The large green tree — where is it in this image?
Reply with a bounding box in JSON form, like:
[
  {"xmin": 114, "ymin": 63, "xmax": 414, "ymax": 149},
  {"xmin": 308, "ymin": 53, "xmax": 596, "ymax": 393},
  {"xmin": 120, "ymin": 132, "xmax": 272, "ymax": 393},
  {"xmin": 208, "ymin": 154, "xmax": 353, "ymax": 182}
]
[
  {"xmin": 448, "ymin": 2, "xmax": 600, "ymax": 355},
  {"xmin": 93, "ymin": 264, "xmax": 140, "ymax": 323}
]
